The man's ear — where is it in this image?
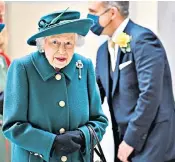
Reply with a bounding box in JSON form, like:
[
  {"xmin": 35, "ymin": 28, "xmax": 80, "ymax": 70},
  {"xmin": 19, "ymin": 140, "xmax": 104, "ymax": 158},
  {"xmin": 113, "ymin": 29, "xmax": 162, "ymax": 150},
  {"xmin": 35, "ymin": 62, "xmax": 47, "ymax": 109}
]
[{"xmin": 110, "ymin": 7, "xmax": 120, "ymax": 20}]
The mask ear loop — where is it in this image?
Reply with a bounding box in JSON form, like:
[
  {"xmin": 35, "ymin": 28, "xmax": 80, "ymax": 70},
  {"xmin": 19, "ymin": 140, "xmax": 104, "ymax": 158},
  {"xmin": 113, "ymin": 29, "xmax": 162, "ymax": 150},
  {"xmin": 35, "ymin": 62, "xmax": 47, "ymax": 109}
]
[
  {"xmin": 99, "ymin": 8, "xmax": 112, "ymax": 29},
  {"xmin": 99, "ymin": 8, "xmax": 111, "ymax": 16}
]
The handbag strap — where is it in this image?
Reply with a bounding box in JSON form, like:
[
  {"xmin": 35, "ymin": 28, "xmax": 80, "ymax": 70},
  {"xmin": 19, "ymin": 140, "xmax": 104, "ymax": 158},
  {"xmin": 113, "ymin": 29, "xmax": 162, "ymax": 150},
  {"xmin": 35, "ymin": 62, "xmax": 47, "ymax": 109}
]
[
  {"xmin": 89, "ymin": 125, "xmax": 94, "ymax": 162},
  {"xmin": 87, "ymin": 125, "xmax": 107, "ymax": 162}
]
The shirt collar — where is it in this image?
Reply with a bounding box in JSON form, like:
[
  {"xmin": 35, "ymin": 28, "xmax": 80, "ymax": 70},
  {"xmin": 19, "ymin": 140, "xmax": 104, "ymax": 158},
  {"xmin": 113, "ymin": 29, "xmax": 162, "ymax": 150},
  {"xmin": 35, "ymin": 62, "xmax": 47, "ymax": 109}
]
[{"xmin": 111, "ymin": 17, "xmax": 130, "ymax": 42}]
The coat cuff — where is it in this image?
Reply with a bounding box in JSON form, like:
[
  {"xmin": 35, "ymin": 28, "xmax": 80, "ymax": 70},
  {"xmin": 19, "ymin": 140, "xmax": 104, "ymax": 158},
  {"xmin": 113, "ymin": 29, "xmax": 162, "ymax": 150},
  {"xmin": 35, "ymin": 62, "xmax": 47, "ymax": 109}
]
[
  {"xmin": 123, "ymin": 126, "xmax": 148, "ymax": 152},
  {"xmin": 78, "ymin": 125, "xmax": 90, "ymax": 161},
  {"xmin": 41, "ymin": 133, "xmax": 56, "ymax": 162},
  {"xmin": 28, "ymin": 133, "xmax": 56, "ymax": 162}
]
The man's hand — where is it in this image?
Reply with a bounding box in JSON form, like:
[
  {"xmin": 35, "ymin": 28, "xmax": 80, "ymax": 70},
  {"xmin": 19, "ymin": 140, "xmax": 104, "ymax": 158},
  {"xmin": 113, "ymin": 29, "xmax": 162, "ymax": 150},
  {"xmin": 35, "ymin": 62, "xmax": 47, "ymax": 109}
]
[{"xmin": 117, "ymin": 140, "xmax": 134, "ymax": 162}]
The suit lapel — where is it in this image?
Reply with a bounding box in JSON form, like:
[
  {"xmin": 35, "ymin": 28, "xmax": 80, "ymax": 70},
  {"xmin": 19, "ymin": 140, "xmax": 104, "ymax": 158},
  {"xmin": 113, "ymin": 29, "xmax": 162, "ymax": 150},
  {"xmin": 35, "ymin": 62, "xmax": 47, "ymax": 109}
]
[
  {"xmin": 112, "ymin": 47, "xmax": 121, "ymax": 96},
  {"xmin": 102, "ymin": 42, "xmax": 110, "ymax": 98},
  {"xmin": 111, "ymin": 20, "xmax": 134, "ymax": 97}
]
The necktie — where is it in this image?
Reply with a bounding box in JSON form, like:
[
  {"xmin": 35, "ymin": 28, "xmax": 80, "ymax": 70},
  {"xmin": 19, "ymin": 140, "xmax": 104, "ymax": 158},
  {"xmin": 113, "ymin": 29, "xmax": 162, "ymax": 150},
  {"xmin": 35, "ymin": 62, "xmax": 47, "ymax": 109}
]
[{"xmin": 109, "ymin": 39, "xmax": 115, "ymax": 49}]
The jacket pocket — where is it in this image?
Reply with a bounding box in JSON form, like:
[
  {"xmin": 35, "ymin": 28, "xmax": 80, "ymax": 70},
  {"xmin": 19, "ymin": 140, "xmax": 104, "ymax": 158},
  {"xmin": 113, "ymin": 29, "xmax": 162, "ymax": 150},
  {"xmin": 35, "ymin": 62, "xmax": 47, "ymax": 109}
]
[
  {"xmin": 119, "ymin": 60, "xmax": 133, "ymax": 70},
  {"xmin": 154, "ymin": 107, "xmax": 171, "ymax": 124},
  {"xmin": 120, "ymin": 60, "xmax": 135, "ymax": 74}
]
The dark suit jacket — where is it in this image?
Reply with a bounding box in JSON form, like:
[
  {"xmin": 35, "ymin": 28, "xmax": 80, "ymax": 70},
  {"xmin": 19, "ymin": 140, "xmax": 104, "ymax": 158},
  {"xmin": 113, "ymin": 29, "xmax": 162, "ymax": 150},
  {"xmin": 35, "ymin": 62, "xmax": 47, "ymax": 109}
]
[{"xmin": 96, "ymin": 20, "xmax": 175, "ymax": 160}]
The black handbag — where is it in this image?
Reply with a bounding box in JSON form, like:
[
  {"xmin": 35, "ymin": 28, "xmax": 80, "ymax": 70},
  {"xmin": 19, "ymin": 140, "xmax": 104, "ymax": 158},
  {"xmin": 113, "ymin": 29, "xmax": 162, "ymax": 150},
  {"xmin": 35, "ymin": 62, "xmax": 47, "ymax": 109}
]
[{"xmin": 87, "ymin": 125, "xmax": 107, "ymax": 162}]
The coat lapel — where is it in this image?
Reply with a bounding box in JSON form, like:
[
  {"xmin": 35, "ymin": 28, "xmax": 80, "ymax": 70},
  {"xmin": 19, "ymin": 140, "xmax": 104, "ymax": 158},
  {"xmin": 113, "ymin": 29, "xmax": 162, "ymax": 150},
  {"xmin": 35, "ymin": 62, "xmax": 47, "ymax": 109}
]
[
  {"xmin": 31, "ymin": 51, "xmax": 56, "ymax": 81},
  {"xmin": 112, "ymin": 47, "xmax": 121, "ymax": 96},
  {"xmin": 111, "ymin": 20, "xmax": 134, "ymax": 97},
  {"xmin": 100, "ymin": 42, "xmax": 110, "ymax": 98}
]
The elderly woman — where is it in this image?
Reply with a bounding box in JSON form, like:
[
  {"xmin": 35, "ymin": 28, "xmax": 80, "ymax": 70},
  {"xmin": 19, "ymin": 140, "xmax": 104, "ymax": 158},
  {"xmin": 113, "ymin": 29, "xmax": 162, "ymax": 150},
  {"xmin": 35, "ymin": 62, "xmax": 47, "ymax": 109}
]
[{"xmin": 2, "ymin": 10, "xmax": 108, "ymax": 162}]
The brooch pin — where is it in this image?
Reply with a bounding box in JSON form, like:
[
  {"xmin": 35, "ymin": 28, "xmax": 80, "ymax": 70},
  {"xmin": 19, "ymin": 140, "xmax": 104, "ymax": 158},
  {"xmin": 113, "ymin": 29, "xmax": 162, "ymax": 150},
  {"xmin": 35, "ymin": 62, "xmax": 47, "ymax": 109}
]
[{"xmin": 76, "ymin": 60, "xmax": 83, "ymax": 79}]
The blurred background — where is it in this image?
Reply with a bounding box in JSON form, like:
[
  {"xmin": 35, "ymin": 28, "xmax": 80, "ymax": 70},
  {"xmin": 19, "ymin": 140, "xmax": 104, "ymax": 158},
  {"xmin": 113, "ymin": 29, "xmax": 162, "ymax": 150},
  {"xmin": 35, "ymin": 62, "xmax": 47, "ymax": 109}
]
[{"xmin": 1, "ymin": 1, "xmax": 175, "ymax": 162}]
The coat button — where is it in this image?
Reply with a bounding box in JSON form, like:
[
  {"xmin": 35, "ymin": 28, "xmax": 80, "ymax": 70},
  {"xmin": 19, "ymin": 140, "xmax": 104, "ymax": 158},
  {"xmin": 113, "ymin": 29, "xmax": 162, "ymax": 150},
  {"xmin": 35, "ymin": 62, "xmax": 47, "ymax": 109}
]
[
  {"xmin": 59, "ymin": 101, "xmax": 65, "ymax": 107},
  {"xmin": 61, "ymin": 156, "xmax": 67, "ymax": 162},
  {"xmin": 34, "ymin": 153, "xmax": 39, "ymax": 156},
  {"xmin": 39, "ymin": 154, "xmax": 43, "ymax": 158},
  {"xmin": 59, "ymin": 128, "xmax": 65, "ymax": 134},
  {"xmin": 55, "ymin": 74, "xmax": 61, "ymax": 80}
]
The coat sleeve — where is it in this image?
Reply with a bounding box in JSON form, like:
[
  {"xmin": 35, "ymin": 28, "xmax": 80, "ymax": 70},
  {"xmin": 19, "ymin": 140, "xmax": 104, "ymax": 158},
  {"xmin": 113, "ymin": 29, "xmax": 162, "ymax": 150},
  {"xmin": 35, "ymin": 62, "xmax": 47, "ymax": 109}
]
[
  {"xmin": 2, "ymin": 59, "xmax": 56, "ymax": 162},
  {"xmin": 78, "ymin": 59, "xmax": 108, "ymax": 158},
  {"xmin": 123, "ymin": 31, "xmax": 165, "ymax": 151}
]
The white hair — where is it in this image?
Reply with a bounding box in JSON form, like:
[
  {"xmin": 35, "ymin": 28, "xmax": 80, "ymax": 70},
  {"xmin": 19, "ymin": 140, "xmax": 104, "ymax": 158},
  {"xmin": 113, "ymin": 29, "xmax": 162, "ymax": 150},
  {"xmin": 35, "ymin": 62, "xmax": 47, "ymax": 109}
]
[
  {"xmin": 36, "ymin": 34, "xmax": 85, "ymax": 53},
  {"xmin": 36, "ymin": 37, "xmax": 45, "ymax": 53}
]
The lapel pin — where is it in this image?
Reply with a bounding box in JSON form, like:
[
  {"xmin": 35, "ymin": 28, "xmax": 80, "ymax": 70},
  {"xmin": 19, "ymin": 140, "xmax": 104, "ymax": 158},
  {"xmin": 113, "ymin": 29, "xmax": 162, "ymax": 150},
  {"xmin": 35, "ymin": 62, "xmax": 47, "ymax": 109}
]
[{"xmin": 76, "ymin": 60, "xmax": 83, "ymax": 79}]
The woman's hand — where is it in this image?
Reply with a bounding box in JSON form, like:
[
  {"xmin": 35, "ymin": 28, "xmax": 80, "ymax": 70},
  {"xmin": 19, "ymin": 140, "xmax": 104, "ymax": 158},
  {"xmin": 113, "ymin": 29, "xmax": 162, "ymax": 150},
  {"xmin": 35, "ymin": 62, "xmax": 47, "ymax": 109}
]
[
  {"xmin": 64, "ymin": 130, "xmax": 85, "ymax": 147},
  {"xmin": 51, "ymin": 130, "xmax": 84, "ymax": 157}
]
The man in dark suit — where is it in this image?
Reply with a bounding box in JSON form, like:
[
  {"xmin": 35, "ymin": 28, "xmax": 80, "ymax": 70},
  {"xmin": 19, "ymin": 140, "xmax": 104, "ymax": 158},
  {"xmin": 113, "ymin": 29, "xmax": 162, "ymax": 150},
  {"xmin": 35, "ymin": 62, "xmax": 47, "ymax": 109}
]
[{"xmin": 87, "ymin": 1, "xmax": 175, "ymax": 162}]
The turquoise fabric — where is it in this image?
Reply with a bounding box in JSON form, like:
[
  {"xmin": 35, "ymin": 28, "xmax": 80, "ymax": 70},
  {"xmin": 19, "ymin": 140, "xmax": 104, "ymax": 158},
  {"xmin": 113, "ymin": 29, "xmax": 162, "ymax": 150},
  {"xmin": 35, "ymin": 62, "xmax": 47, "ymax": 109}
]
[
  {"xmin": 27, "ymin": 10, "xmax": 93, "ymax": 46},
  {"xmin": 0, "ymin": 24, "xmax": 5, "ymax": 32},
  {"xmin": 2, "ymin": 52, "xmax": 108, "ymax": 162}
]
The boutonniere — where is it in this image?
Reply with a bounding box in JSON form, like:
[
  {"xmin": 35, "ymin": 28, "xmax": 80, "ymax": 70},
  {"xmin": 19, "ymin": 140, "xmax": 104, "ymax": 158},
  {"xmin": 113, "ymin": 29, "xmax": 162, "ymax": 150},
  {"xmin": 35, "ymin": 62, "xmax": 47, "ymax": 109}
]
[{"xmin": 115, "ymin": 32, "xmax": 132, "ymax": 53}]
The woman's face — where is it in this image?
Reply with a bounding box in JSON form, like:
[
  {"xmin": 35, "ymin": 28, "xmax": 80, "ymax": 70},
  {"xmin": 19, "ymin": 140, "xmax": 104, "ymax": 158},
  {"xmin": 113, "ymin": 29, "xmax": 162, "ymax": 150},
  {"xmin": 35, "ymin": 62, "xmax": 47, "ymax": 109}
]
[{"xmin": 44, "ymin": 33, "xmax": 76, "ymax": 69}]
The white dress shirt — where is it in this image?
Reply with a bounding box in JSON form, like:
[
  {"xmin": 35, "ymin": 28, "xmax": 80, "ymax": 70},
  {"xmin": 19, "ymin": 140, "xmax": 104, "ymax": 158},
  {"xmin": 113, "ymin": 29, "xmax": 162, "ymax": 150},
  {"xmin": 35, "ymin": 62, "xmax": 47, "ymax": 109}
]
[{"xmin": 108, "ymin": 18, "xmax": 130, "ymax": 71}]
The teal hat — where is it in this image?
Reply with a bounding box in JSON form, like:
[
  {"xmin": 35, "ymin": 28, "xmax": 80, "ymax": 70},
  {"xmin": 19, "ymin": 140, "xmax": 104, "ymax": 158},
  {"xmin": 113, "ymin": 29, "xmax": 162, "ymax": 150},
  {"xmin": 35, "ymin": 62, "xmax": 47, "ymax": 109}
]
[
  {"xmin": 27, "ymin": 8, "xmax": 93, "ymax": 46},
  {"xmin": 0, "ymin": 24, "xmax": 5, "ymax": 32}
]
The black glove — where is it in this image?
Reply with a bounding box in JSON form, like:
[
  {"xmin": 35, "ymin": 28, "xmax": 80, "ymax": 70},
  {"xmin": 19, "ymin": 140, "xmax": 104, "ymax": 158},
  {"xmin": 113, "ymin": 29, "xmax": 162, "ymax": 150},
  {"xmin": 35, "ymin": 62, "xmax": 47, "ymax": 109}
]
[
  {"xmin": 51, "ymin": 131, "xmax": 82, "ymax": 157},
  {"xmin": 64, "ymin": 130, "xmax": 85, "ymax": 147}
]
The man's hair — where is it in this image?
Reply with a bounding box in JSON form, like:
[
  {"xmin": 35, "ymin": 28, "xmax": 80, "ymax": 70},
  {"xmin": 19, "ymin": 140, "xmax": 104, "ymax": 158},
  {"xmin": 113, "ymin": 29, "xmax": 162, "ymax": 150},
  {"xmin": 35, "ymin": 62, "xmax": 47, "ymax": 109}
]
[{"xmin": 103, "ymin": 1, "xmax": 129, "ymax": 18}]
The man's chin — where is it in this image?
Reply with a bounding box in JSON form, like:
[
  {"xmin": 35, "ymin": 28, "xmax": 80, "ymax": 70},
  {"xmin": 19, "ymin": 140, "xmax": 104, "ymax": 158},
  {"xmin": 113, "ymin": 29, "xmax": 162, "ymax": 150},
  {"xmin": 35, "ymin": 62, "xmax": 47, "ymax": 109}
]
[{"xmin": 101, "ymin": 28, "xmax": 111, "ymax": 36}]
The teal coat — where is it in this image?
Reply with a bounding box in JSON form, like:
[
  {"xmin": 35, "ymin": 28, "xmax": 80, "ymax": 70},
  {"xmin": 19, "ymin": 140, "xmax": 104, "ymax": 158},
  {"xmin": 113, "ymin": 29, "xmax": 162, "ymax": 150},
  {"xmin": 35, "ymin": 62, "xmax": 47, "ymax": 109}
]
[{"xmin": 2, "ymin": 52, "xmax": 108, "ymax": 162}]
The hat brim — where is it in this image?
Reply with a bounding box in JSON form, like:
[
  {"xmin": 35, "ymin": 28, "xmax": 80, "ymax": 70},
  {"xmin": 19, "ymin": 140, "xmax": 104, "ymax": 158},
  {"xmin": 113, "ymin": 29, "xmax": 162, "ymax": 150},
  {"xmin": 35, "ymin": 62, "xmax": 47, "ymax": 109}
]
[
  {"xmin": 0, "ymin": 24, "xmax": 5, "ymax": 32},
  {"xmin": 27, "ymin": 19, "xmax": 93, "ymax": 46}
]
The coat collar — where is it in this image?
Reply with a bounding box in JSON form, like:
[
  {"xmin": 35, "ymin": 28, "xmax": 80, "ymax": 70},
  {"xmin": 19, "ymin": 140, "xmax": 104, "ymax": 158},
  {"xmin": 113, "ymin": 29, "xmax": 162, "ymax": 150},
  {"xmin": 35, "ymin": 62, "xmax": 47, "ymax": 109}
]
[
  {"xmin": 111, "ymin": 17, "xmax": 130, "ymax": 43},
  {"xmin": 59, "ymin": 54, "xmax": 77, "ymax": 81},
  {"xmin": 31, "ymin": 51, "xmax": 76, "ymax": 81},
  {"xmin": 123, "ymin": 19, "xmax": 134, "ymax": 36}
]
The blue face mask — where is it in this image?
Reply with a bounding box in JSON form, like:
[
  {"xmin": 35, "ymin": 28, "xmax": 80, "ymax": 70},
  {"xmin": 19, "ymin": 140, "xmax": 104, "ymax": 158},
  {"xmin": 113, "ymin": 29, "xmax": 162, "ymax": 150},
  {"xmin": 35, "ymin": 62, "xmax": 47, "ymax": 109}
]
[
  {"xmin": 87, "ymin": 8, "xmax": 111, "ymax": 36},
  {"xmin": 87, "ymin": 14, "xmax": 104, "ymax": 36}
]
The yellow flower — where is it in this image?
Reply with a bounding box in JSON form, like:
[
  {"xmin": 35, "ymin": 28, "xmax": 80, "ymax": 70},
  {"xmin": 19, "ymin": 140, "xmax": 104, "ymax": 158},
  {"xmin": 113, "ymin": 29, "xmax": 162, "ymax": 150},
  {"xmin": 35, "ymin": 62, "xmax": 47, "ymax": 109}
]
[{"xmin": 115, "ymin": 32, "xmax": 131, "ymax": 48}]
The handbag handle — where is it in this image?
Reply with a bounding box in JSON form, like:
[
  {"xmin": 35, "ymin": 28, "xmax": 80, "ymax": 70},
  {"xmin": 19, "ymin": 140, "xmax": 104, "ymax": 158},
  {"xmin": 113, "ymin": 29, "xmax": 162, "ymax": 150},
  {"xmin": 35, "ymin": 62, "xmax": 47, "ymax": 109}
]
[{"xmin": 87, "ymin": 125, "xmax": 107, "ymax": 162}]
